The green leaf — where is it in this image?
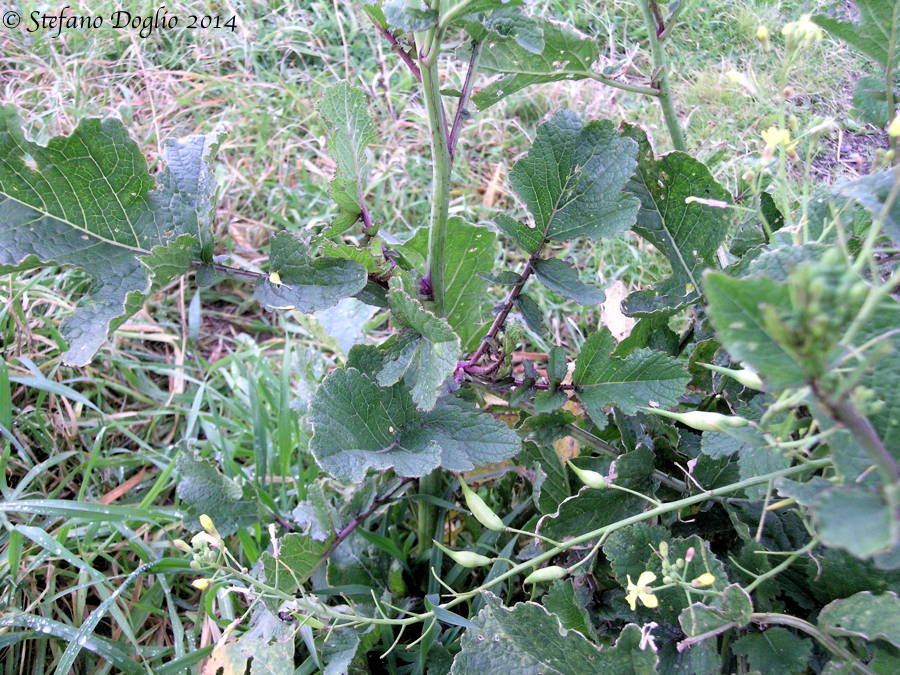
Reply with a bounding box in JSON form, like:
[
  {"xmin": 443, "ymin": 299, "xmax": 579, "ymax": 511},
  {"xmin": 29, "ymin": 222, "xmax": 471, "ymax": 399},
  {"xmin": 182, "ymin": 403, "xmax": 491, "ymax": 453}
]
[
  {"xmin": 509, "ymin": 111, "xmax": 639, "ymax": 244},
  {"xmin": 0, "ymin": 108, "xmax": 220, "ymax": 365},
  {"xmin": 620, "ymin": 125, "xmax": 731, "ymax": 317},
  {"xmin": 320, "ymin": 628, "xmax": 360, "ymax": 675},
  {"xmin": 678, "ymin": 584, "xmax": 752, "ymax": 637},
  {"xmin": 175, "ymin": 452, "xmax": 260, "ymax": 536},
  {"xmin": 703, "ymin": 272, "xmax": 806, "ymax": 389},
  {"xmin": 853, "ymin": 76, "xmax": 893, "ymax": 126},
  {"xmin": 464, "ymin": 6, "xmax": 544, "ymax": 54},
  {"xmin": 544, "ymin": 580, "xmax": 596, "ymax": 640},
  {"xmin": 261, "ymin": 533, "xmax": 329, "ymax": 595},
  {"xmin": 818, "ymin": 591, "xmax": 900, "ymax": 648},
  {"xmin": 494, "ymin": 214, "xmax": 542, "ymax": 254},
  {"xmin": 534, "ymin": 258, "xmax": 604, "ymax": 305},
  {"xmin": 538, "ymin": 447, "xmax": 655, "ymax": 541},
  {"xmin": 450, "ymin": 593, "xmax": 657, "ymax": 674},
  {"xmin": 837, "ymin": 169, "xmax": 900, "ymax": 244},
  {"xmin": 514, "ymin": 293, "xmax": 544, "ymax": 334},
  {"xmin": 739, "ymin": 445, "xmax": 790, "ymax": 500},
  {"xmin": 310, "ymin": 369, "xmax": 521, "ymax": 481},
  {"xmin": 319, "ymin": 83, "xmax": 377, "ymax": 234},
  {"xmin": 254, "ymin": 232, "xmax": 367, "ymax": 313},
  {"xmin": 573, "ymin": 329, "xmax": 690, "ymax": 421},
  {"xmin": 473, "ymin": 22, "xmax": 600, "ymax": 109},
  {"xmin": 384, "ymin": 0, "xmax": 437, "ymax": 31},
  {"xmin": 520, "ymin": 442, "xmax": 571, "ymax": 515},
  {"xmin": 731, "ymin": 628, "xmax": 812, "ymax": 675},
  {"xmin": 813, "ymin": 2, "xmax": 900, "ymax": 68},
  {"xmin": 810, "ymin": 486, "xmax": 896, "ymax": 558},
  {"xmin": 381, "ymin": 278, "xmax": 461, "ymax": 410},
  {"xmin": 442, "ymin": 218, "xmax": 499, "ymax": 351}
]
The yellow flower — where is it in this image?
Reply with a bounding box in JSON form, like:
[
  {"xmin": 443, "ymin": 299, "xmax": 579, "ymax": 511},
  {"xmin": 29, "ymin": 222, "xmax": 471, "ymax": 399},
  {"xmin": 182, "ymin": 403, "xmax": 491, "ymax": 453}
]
[
  {"xmin": 691, "ymin": 572, "xmax": 717, "ymax": 588},
  {"xmin": 625, "ymin": 571, "xmax": 658, "ymax": 611},
  {"xmin": 782, "ymin": 14, "xmax": 823, "ymax": 46},
  {"xmin": 191, "ymin": 578, "xmax": 211, "ymax": 591},
  {"xmin": 199, "ymin": 514, "xmax": 217, "ymax": 535},
  {"xmin": 761, "ymin": 126, "xmax": 791, "ymax": 149},
  {"xmin": 889, "ymin": 114, "xmax": 900, "ymax": 138}
]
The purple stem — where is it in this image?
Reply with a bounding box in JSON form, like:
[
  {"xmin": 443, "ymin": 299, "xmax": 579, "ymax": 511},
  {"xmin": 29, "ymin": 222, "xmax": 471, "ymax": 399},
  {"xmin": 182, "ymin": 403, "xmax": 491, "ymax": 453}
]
[
  {"xmin": 448, "ymin": 41, "xmax": 482, "ymax": 162},
  {"xmin": 373, "ymin": 23, "xmax": 422, "ymax": 82}
]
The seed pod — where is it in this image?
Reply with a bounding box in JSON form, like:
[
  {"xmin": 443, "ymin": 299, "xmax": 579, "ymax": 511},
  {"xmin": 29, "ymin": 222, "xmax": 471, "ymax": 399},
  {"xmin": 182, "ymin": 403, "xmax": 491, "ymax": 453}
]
[
  {"xmin": 645, "ymin": 408, "xmax": 750, "ymax": 432},
  {"xmin": 699, "ymin": 363, "xmax": 764, "ymax": 390},
  {"xmin": 567, "ymin": 461, "xmax": 607, "ymax": 489},
  {"xmin": 459, "ymin": 480, "xmax": 505, "ymax": 531},
  {"xmin": 524, "ymin": 565, "xmax": 567, "ymax": 584},
  {"xmin": 172, "ymin": 539, "xmax": 192, "ymax": 554},
  {"xmin": 433, "ymin": 540, "xmax": 492, "ymax": 568}
]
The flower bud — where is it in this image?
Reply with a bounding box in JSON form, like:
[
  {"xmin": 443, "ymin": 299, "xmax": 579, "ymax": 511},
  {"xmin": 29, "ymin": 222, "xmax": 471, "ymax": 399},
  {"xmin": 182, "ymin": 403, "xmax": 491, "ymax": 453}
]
[
  {"xmin": 459, "ymin": 480, "xmax": 505, "ymax": 531},
  {"xmin": 433, "ymin": 540, "xmax": 493, "ymax": 568},
  {"xmin": 756, "ymin": 25, "xmax": 770, "ymax": 50},
  {"xmin": 567, "ymin": 461, "xmax": 608, "ymax": 489},
  {"xmin": 691, "ymin": 573, "xmax": 716, "ymax": 588},
  {"xmin": 890, "ymin": 114, "xmax": 900, "ymax": 138},
  {"xmin": 644, "ymin": 408, "xmax": 750, "ymax": 432},
  {"xmin": 192, "ymin": 578, "xmax": 211, "ymax": 591},
  {"xmin": 685, "ymin": 547, "xmax": 695, "ymax": 563},
  {"xmin": 172, "ymin": 539, "xmax": 192, "ymax": 554},
  {"xmin": 268, "ymin": 271, "xmax": 283, "ymax": 287},
  {"xmin": 199, "ymin": 514, "xmax": 219, "ymax": 537},
  {"xmin": 524, "ymin": 565, "xmax": 568, "ymax": 584},
  {"xmin": 658, "ymin": 541, "xmax": 669, "ymax": 558},
  {"xmin": 699, "ymin": 363, "xmax": 764, "ymax": 390}
]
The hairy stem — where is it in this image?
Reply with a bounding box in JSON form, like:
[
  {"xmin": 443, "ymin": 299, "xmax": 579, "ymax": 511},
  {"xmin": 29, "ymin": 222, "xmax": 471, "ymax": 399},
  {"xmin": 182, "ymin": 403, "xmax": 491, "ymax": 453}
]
[
  {"xmin": 371, "ymin": 21, "xmax": 422, "ymax": 81},
  {"xmin": 638, "ymin": 0, "xmax": 686, "ymax": 151}
]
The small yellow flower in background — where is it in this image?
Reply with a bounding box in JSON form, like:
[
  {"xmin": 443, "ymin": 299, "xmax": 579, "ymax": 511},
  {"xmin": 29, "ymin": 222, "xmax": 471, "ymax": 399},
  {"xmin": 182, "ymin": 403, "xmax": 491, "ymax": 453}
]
[
  {"xmin": 761, "ymin": 126, "xmax": 794, "ymax": 160},
  {"xmin": 625, "ymin": 571, "xmax": 659, "ymax": 610},
  {"xmin": 192, "ymin": 578, "xmax": 211, "ymax": 591},
  {"xmin": 756, "ymin": 25, "xmax": 770, "ymax": 50},
  {"xmin": 889, "ymin": 114, "xmax": 900, "ymax": 138},
  {"xmin": 691, "ymin": 572, "xmax": 717, "ymax": 588},
  {"xmin": 268, "ymin": 270, "xmax": 283, "ymax": 287},
  {"xmin": 726, "ymin": 69, "xmax": 757, "ymax": 96},
  {"xmin": 199, "ymin": 514, "xmax": 217, "ymax": 535},
  {"xmin": 782, "ymin": 14, "xmax": 823, "ymax": 46}
]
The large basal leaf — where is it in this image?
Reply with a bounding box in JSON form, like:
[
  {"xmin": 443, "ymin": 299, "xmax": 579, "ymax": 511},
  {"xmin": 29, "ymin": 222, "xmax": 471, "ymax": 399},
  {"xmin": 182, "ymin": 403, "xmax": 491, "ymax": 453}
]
[
  {"xmin": 261, "ymin": 532, "xmax": 330, "ymax": 595},
  {"xmin": 509, "ymin": 111, "xmax": 639, "ymax": 244},
  {"xmin": 573, "ymin": 329, "xmax": 690, "ymax": 422},
  {"xmin": 813, "ymin": 1, "xmax": 900, "ymax": 69},
  {"xmin": 254, "ymin": 232, "xmax": 367, "ymax": 313},
  {"xmin": 620, "ymin": 125, "xmax": 731, "ymax": 317},
  {"xmin": 818, "ymin": 591, "xmax": 900, "ymax": 649},
  {"xmin": 837, "ymin": 169, "xmax": 900, "ymax": 244},
  {"xmin": 473, "ymin": 22, "xmax": 600, "ymax": 109},
  {"xmin": 450, "ymin": 593, "xmax": 657, "ymax": 674},
  {"xmin": 703, "ymin": 272, "xmax": 806, "ymax": 389},
  {"xmin": 380, "ymin": 278, "xmax": 461, "ymax": 410},
  {"xmin": 319, "ymin": 83, "xmax": 377, "ymax": 235},
  {"xmin": 0, "ymin": 108, "xmax": 219, "ymax": 365},
  {"xmin": 442, "ymin": 218, "xmax": 498, "ymax": 352},
  {"xmin": 309, "ymin": 368, "xmax": 520, "ymax": 481}
]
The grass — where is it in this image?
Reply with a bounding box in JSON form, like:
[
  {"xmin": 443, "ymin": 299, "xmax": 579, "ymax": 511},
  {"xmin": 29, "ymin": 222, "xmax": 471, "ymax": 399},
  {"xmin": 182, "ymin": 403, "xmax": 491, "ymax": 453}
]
[{"xmin": 0, "ymin": 0, "xmax": 890, "ymax": 671}]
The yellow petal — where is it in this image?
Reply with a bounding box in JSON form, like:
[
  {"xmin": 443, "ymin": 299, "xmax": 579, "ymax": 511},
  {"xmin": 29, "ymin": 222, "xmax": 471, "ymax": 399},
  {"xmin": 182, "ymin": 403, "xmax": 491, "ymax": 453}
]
[
  {"xmin": 625, "ymin": 590, "xmax": 638, "ymax": 611},
  {"xmin": 889, "ymin": 114, "xmax": 900, "ymax": 138},
  {"xmin": 640, "ymin": 592, "xmax": 659, "ymax": 609},
  {"xmin": 636, "ymin": 571, "xmax": 657, "ymax": 587}
]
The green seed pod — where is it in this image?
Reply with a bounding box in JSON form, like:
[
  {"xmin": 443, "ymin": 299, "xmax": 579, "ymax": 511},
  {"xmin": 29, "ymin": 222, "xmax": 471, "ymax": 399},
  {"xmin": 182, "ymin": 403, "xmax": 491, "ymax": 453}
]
[
  {"xmin": 645, "ymin": 408, "xmax": 750, "ymax": 432},
  {"xmin": 699, "ymin": 363, "xmax": 764, "ymax": 390},
  {"xmin": 523, "ymin": 565, "xmax": 568, "ymax": 584},
  {"xmin": 459, "ymin": 480, "xmax": 505, "ymax": 531},
  {"xmin": 433, "ymin": 540, "xmax": 493, "ymax": 568},
  {"xmin": 848, "ymin": 281, "xmax": 868, "ymax": 306},
  {"xmin": 567, "ymin": 461, "xmax": 608, "ymax": 489},
  {"xmin": 821, "ymin": 248, "xmax": 843, "ymax": 267}
]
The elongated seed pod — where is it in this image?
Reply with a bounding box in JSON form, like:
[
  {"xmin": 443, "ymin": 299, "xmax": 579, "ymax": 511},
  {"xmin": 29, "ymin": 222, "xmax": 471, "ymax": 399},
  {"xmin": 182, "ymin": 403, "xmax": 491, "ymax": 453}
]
[
  {"xmin": 433, "ymin": 540, "xmax": 492, "ymax": 568},
  {"xmin": 459, "ymin": 480, "xmax": 505, "ymax": 531},
  {"xmin": 567, "ymin": 461, "xmax": 607, "ymax": 489},
  {"xmin": 524, "ymin": 565, "xmax": 567, "ymax": 584}
]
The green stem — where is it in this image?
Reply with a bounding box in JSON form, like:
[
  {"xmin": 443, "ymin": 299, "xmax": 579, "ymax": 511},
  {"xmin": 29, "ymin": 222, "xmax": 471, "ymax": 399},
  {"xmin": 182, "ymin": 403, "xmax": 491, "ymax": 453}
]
[
  {"xmin": 638, "ymin": 0, "xmax": 686, "ymax": 151},
  {"xmin": 416, "ymin": 471, "xmax": 441, "ymax": 558},
  {"xmin": 256, "ymin": 458, "xmax": 830, "ymax": 627},
  {"xmin": 744, "ymin": 539, "xmax": 816, "ymax": 593},
  {"xmin": 886, "ymin": 3, "xmax": 898, "ymax": 157},
  {"xmin": 749, "ymin": 613, "xmax": 874, "ymax": 675},
  {"xmin": 420, "ymin": 49, "xmax": 452, "ymax": 315}
]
